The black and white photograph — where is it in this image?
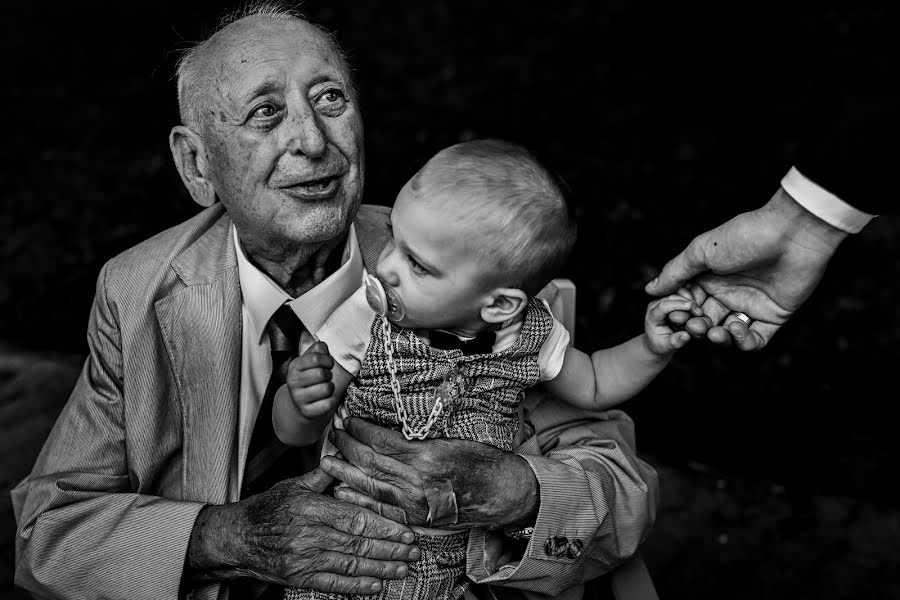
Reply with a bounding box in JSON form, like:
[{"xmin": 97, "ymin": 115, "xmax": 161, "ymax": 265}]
[{"xmin": 2, "ymin": 2, "xmax": 898, "ymax": 599}]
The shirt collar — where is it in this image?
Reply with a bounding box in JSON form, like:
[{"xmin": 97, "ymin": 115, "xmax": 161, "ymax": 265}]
[{"xmin": 233, "ymin": 224, "xmax": 364, "ymax": 343}]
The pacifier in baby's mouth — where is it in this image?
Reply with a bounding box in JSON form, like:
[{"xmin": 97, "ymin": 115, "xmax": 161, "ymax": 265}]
[{"xmin": 363, "ymin": 271, "xmax": 406, "ymax": 322}]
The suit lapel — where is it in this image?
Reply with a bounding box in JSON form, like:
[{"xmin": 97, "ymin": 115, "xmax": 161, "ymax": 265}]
[
  {"xmin": 152, "ymin": 204, "xmax": 391, "ymax": 505},
  {"xmin": 155, "ymin": 209, "xmax": 242, "ymax": 504}
]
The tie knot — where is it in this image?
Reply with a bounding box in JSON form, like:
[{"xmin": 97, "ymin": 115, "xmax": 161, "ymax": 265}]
[{"xmin": 268, "ymin": 305, "xmax": 303, "ymax": 355}]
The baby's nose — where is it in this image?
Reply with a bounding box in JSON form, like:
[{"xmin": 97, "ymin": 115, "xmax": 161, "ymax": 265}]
[{"xmin": 375, "ymin": 261, "xmax": 400, "ymax": 287}]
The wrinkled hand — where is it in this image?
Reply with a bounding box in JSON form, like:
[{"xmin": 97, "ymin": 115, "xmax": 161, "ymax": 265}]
[
  {"xmin": 645, "ymin": 187, "xmax": 847, "ymax": 350},
  {"xmin": 187, "ymin": 468, "xmax": 420, "ymax": 595},
  {"xmin": 320, "ymin": 417, "xmax": 539, "ymax": 531}
]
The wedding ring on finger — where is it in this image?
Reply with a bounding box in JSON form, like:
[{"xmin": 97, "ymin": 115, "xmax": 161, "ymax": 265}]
[{"xmin": 731, "ymin": 312, "xmax": 753, "ymax": 326}]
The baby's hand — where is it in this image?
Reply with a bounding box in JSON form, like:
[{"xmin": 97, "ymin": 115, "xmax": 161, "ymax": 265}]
[
  {"xmin": 644, "ymin": 294, "xmax": 697, "ymax": 356},
  {"xmin": 285, "ymin": 341, "xmax": 340, "ymax": 422}
]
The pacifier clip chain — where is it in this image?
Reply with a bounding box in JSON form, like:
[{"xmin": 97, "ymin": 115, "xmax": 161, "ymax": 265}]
[{"xmin": 379, "ymin": 315, "xmax": 448, "ymax": 440}]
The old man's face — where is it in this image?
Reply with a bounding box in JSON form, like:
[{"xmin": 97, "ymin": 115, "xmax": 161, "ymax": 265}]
[{"xmin": 201, "ymin": 19, "xmax": 364, "ymax": 258}]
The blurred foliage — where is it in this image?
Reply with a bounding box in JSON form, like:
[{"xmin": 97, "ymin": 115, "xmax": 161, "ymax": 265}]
[{"xmin": 2, "ymin": 2, "xmax": 899, "ymax": 505}]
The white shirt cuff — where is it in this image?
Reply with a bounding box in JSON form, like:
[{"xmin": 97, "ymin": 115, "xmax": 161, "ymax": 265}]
[{"xmin": 781, "ymin": 167, "xmax": 876, "ymax": 234}]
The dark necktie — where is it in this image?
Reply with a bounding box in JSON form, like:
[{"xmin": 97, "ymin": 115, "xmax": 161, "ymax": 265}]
[
  {"xmin": 428, "ymin": 329, "xmax": 497, "ymax": 356},
  {"xmin": 241, "ymin": 304, "xmax": 304, "ymax": 498}
]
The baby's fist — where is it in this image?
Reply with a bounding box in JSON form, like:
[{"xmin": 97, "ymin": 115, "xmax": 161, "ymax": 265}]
[
  {"xmin": 644, "ymin": 295, "xmax": 695, "ymax": 356},
  {"xmin": 285, "ymin": 341, "xmax": 339, "ymax": 419}
]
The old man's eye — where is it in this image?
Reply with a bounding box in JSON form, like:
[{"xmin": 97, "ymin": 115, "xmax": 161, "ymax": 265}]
[
  {"xmin": 251, "ymin": 104, "xmax": 279, "ymax": 119},
  {"xmin": 314, "ymin": 88, "xmax": 347, "ymax": 116}
]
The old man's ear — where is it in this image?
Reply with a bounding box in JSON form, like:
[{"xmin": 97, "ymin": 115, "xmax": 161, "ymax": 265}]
[{"xmin": 169, "ymin": 126, "xmax": 217, "ymax": 207}]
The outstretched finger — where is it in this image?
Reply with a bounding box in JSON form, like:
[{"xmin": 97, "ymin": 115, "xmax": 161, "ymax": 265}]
[
  {"xmin": 645, "ymin": 235, "xmax": 710, "ymax": 296},
  {"xmin": 296, "ymin": 466, "xmax": 337, "ymax": 494},
  {"xmin": 315, "ymin": 550, "xmax": 410, "ymax": 581},
  {"xmin": 320, "ymin": 453, "xmax": 408, "ymax": 509},
  {"xmin": 328, "ymin": 423, "xmax": 411, "ymax": 481},
  {"xmin": 300, "ymin": 572, "xmax": 385, "ymax": 596},
  {"xmin": 334, "ymin": 486, "xmax": 409, "ymax": 525},
  {"xmin": 323, "ymin": 498, "xmax": 416, "ymax": 545}
]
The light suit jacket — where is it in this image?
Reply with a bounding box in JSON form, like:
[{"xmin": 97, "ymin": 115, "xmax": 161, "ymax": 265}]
[{"xmin": 12, "ymin": 204, "xmax": 658, "ymax": 600}]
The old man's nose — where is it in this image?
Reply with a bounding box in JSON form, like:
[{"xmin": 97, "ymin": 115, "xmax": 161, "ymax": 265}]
[{"xmin": 285, "ymin": 111, "xmax": 328, "ymax": 158}]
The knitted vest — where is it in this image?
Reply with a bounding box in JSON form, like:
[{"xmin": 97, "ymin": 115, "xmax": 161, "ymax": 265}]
[{"xmin": 344, "ymin": 298, "xmax": 554, "ymax": 452}]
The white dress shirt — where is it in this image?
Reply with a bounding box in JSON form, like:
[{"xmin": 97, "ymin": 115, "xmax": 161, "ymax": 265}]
[
  {"xmin": 229, "ymin": 224, "xmax": 363, "ymax": 498},
  {"xmin": 781, "ymin": 166, "xmax": 876, "ymax": 233}
]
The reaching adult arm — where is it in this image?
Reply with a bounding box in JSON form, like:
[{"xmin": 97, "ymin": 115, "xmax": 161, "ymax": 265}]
[
  {"xmin": 644, "ymin": 185, "xmax": 851, "ymax": 350},
  {"xmin": 320, "ymin": 400, "xmax": 658, "ymax": 595},
  {"xmin": 646, "ymin": 97, "xmax": 897, "ymax": 350},
  {"xmin": 11, "ymin": 264, "xmax": 417, "ymax": 600}
]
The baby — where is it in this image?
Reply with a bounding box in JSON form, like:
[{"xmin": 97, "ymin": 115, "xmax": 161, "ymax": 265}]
[{"xmin": 276, "ymin": 139, "xmax": 697, "ymax": 600}]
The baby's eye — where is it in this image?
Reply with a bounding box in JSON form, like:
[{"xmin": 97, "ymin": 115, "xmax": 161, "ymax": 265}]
[{"xmin": 408, "ymin": 255, "xmax": 428, "ymax": 275}]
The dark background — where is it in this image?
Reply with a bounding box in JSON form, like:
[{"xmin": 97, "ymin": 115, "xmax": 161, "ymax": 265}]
[{"xmin": 2, "ymin": 2, "xmax": 899, "ymax": 598}]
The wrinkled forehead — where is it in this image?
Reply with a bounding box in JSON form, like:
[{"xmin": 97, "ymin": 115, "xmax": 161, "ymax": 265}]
[{"xmin": 210, "ymin": 18, "xmax": 349, "ymax": 103}]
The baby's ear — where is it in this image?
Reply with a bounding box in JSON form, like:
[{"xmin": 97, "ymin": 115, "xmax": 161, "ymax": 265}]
[{"xmin": 481, "ymin": 288, "xmax": 529, "ymax": 324}]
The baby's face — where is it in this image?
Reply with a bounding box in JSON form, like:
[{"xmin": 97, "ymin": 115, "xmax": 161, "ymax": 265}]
[{"xmin": 374, "ymin": 182, "xmax": 497, "ymax": 332}]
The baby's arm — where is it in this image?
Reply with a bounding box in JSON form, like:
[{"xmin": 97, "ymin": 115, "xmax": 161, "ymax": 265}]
[
  {"xmin": 544, "ymin": 294, "xmax": 696, "ymax": 410},
  {"xmin": 273, "ymin": 341, "xmax": 354, "ymax": 446}
]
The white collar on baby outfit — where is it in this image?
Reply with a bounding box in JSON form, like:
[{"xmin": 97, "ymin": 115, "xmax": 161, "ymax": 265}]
[{"xmin": 427, "ymin": 314, "xmax": 531, "ymax": 354}]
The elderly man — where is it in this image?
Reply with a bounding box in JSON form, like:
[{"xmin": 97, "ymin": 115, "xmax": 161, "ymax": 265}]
[{"xmin": 12, "ymin": 6, "xmax": 657, "ymax": 600}]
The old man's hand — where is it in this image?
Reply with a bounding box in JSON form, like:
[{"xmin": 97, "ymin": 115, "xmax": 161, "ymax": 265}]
[
  {"xmin": 186, "ymin": 467, "xmax": 420, "ymax": 594},
  {"xmin": 321, "ymin": 417, "xmax": 540, "ymax": 531}
]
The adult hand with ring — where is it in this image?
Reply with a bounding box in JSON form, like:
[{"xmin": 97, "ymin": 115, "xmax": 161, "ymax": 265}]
[{"xmin": 645, "ymin": 187, "xmax": 848, "ymax": 351}]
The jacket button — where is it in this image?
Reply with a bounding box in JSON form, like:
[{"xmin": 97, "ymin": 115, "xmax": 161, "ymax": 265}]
[{"xmin": 544, "ymin": 535, "xmax": 569, "ymax": 557}]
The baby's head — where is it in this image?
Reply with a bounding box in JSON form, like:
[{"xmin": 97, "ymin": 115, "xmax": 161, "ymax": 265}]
[{"xmin": 375, "ymin": 139, "xmax": 575, "ymax": 335}]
